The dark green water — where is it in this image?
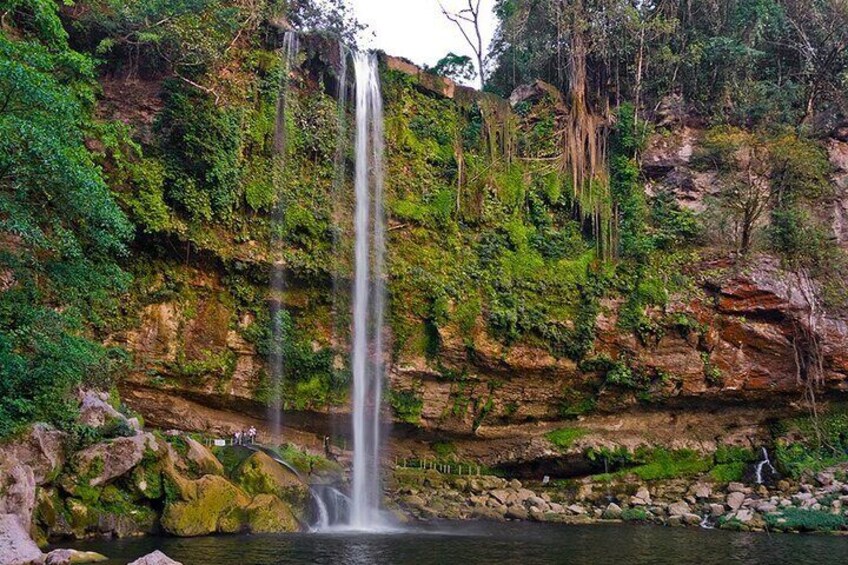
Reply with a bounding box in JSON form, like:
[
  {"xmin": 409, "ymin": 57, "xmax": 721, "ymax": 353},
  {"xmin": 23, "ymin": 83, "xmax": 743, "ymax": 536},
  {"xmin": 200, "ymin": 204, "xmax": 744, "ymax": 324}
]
[{"xmin": 57, "ymin": 522, "xmax": 846, "ymax": 565}]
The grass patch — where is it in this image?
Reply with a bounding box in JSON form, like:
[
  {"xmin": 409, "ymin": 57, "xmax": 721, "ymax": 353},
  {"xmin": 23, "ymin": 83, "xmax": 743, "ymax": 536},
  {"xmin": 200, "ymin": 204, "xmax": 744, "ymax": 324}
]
[
  {"xmin": 630, "ymin": 448, "xmax": 711, "ymax": 481},
  {"xmin": 621, "ymin": 507, "xmax": 650, "ymax": 521},
  {"xmin": 709, "ymin": 462, "xmax": 747, "ymax": 482},
  {"xmin": 765, "ymin": 508, "xmax": 847, "ymax": 532},
  {"xmin": 546, "ymin": 427, "xmax": 588, "ymax": 450}
]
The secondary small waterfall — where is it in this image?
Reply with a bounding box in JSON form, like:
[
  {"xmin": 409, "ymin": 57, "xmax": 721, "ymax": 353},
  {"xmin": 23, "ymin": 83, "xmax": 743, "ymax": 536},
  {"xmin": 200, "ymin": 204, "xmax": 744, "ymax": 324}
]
[
  {"xmin": 755, "ymin": 447, "xmax": 777, "ymax": 485},
  {"xmin": 349, "ymin": 51, "xmax": 386, "ymax": 530},
  {"xmin": 268, "ymin": 31, "xmax": 300, "ymax": 439}
]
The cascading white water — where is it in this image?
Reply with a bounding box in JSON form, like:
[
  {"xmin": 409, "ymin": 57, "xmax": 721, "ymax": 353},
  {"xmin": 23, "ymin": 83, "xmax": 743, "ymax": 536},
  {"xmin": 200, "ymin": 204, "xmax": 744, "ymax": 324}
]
[
  {"xmin": 755, "ymin": 447, "xmax": 777, "ymax": 485},
  {"xmin": 349, "ymin": 51, "xmax": 386, "ymax": 530},
  {"xmin": 268, "ymin": 32, "xmax": 300, "ymax": 439}
]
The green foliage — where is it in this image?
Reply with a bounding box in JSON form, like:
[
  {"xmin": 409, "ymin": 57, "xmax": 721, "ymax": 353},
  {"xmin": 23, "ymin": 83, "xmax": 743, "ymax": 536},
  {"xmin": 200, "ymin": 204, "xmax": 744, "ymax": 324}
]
[
  {"xmin": 709, "ymin": 462, "xmax": 747, "ymax": 483},
  {"xmin": 546, "ymin": 427, "xmax": 587, "ymax": 450},
  {"xmin": 630, "ymin": 448, "xmax": 712, "ymax": 481},
  {"xmin": 710, "ymin": 445, "xmax": 757, "ymax": 483},
  {"xmin": 620, "ymin": 507, "xmax": 650, "ymax": 521},
  {"xmin": 157, "ymin": 80, "xmax": 244, "ymax": 221},
  {"xmin": 772, "ymin": 406, "xmax": 848, "ymax": 478},
  {"xmin": 765, "ymin": 507, "xmax": 847, "ymax": 532},
  {"xmin": 244, "ymin": 309, "xmax": 341, "ymax": 409},
  {"xmin": 388, "ymin": 388, "xmax": 424, "ymax": 425},
  {"xmin": 73, "ymin": 0, "xmax": 262, "ymax": 77},
  {"xmin": 0, "ymin": 10, "xmax": 133, "ymax": 437},
  {"xmin": 431, "ymin": 441, "xmax": 456, "ymax": 459},
  {"xmin": 429, "ymin": 52, "xmax": 477, "ymax": 83},
  {"xmin": 276, "ymin": 443, "xmax": 341, "ymax": 476}
]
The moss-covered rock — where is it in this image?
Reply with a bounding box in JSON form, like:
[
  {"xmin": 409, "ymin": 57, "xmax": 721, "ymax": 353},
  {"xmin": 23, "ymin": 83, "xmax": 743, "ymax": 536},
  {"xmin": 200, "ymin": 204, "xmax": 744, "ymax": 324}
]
[
  {"xmin": 160, "ymin": 468, "xmax": 303, "ymax": 536},
  {"xmin": 161, "ymin": 475, "xmax": 247, "ymax": 536},
  {"xmin": 232, "ymin": 451, "xmax": 309, "ymax": 517},
  {"xmin": 245, "ymin": 493, "xmax": 299, "ymax": 533},
  {"xmin": 184, "ymin": 438, "xmax": 224, "ymax": 477},
  {"xmin": 233, "ymin": 452, "xmax": 308, "ymax": 498}
]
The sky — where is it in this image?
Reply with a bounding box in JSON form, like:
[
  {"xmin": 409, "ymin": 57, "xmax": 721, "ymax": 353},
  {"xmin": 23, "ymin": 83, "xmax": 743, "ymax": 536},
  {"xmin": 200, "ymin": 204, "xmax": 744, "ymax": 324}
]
[{"xmin": 350, "ymin": 0, "xmax": 497, "ymax": 83}]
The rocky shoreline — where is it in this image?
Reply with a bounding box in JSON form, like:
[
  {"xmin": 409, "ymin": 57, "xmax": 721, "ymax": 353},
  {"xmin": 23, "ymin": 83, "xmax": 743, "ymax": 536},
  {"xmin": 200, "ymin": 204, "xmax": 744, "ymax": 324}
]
[
  {"xmin": 389, "ymin": 468, "xmax": 848, "ymax": 534},
  {"xmin": 0, "ymin": 392, "xmax": 315, "ymax": 565}
]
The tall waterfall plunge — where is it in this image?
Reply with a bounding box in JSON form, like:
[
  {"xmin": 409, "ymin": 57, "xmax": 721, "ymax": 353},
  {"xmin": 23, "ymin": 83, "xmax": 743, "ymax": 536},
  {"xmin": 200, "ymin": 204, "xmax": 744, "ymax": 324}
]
[
  {"xmin": 267, "ymin": 37, "xmax": 386, "ymax": 531},
  {"xmin": 349, "ymin": 51, "xmax": 387, "ymax": 530},
  {"xmin": 269, "ymin": 31, "xmax": 300, "ymax": 439}
]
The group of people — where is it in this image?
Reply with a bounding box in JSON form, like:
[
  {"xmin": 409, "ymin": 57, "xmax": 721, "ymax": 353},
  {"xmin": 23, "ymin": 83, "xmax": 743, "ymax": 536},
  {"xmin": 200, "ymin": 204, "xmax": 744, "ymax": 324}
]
[{"xmin": 233, "ymin": 426, "xmax": 257, "ymax": 445}]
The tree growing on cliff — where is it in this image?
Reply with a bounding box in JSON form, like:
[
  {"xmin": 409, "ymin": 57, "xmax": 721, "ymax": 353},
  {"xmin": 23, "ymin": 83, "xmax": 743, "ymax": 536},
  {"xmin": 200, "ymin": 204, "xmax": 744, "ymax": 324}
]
[
  {"xmin": 440, "ymin": 0, "xmax": 488, "ymax": 89},
  {"xmin": 429, "ymin": 52, "xmax": 478, "ymax": 84}
]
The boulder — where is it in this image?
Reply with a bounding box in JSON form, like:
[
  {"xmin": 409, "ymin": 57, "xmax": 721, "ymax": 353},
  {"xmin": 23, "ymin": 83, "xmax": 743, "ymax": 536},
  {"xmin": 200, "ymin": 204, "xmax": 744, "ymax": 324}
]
[
  {"xmin": 0, "ymin": 513, "xmax": 43, "ymax": 565},
  {"xmin": 816, "ymin": 472, "xmax": 835, "ymax": 487},
  {"xmin": 183, "ymin": 438, "xmax": 224, "ymax": 476},
  {"xmin": 726, "ymin": 491, "xmax": 746, "ymax": 511},
  {"xmin": 232, "ymin": 452, "xmax": 309, "ymax": 518},
  {"xmin": 160, "ymin": 475, "xmax": 250, "ymax": 537},
  {"xmin": 527, "ymin": 496, "xmax": 549, "ymax": 512},
  {"xmin": 128, "ymin": 551, "xmax": 183, "ymax": 565},
  {"xmin": 382, "ymin": 55, "xmax": 456, "ymax": 99},
  {"xmin": 630, "ymin": 486, "xmax": 651, "ymax": 506},
  {"xmin": 44, "ymin": 549, "xmax": 107, "ymax": 564},
  {"xmin": 0, "ymin": 425, "xmax": 65, "ymax": 485},
  {"xmin": 0, "ymin": 463, "xmax": 36, "ymax": 529},
  {"xmin": 735, "ymin": 509, "xmax": 754, "ymax": 523},
  {"xmin": 682, "ymin": 513, "xmax": 703, "ymax": 525},
  {"xmin": 566, "ymin": 504, "xmax": 586, "ymax": 515},
  {"xmin": 69, "ymin": 433, "xmax": 160, "ymax": 490},
  {"xmin": 245, "ymin": 494, "xmax": 299, "ymax": 533},
  {"xmin": 603, "ymin": 503, "xmax": 623, "ymax": 519},
  {"xmin": 490, "ymin": 489, "xmax": 510, "ymax": 505},
  {"xmin": 728, "ymin": 482, "xmax": 746, "ymax": 493},
  {"xmin": 692, "ymin": 484, "xmax": 711, "ymax": 499},
  {"xmin": 34, "ymin": 489, "xmax": 74, "ymax": 541},
  {"xmin": 505, "ymin": 506, "xmax": 528, "ymax": 521},
  {"xmin": 78, "ymin": 391, "xmax": 137, "ymax": 432},
  {"xmin": 667, "ymin": 501, "xmax": 691, "ymax": 516},
  {"xmin": 61, "ymin": 496, "xmax": 155, "ymax": 540}
]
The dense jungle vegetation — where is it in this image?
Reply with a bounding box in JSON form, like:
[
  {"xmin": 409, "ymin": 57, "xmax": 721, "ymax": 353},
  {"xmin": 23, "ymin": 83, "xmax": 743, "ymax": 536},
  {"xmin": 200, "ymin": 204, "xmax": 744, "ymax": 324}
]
[{"xmin": 1, "ymin": 0, "xmax": 847, "ymax": 466}]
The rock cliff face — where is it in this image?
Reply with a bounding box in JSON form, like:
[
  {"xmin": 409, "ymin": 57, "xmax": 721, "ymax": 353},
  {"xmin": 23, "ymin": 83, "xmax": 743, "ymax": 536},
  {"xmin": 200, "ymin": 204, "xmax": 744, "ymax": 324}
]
[{"xmin": 91, "ymin": 34, "xmax": 848, "ymax": 472}]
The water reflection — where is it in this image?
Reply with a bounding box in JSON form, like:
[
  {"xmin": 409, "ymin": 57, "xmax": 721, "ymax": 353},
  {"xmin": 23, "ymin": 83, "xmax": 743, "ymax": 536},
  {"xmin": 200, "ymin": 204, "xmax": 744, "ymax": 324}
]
[{"xmin": 56, "ymin": 522, "xmax": 848, "ymax": 565}]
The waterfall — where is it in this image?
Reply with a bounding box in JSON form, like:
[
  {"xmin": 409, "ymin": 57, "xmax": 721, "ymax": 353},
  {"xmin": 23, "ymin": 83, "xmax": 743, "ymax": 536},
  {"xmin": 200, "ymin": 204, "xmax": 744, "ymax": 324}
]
[
  {"xmin": 755, "ymin": 447, "xmax": 777, "ymax": 485},
  {"xmin": 268, "ymin": 31, "xmax": 300, "ymax": 439},
  {"xmin": 349, "ymin": 51, "xmax": 386, "ymax": 530}
]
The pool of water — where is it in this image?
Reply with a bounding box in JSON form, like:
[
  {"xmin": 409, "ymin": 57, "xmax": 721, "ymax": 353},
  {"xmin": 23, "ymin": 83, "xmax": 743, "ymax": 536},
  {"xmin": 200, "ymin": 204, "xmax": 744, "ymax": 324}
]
[{"xmin": 56, "ymin": 522, "xmax": 847, "ymax": 565}]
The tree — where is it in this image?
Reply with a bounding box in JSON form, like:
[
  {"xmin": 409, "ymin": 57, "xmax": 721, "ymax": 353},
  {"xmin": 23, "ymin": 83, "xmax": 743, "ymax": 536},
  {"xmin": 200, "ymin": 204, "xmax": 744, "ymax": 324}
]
[
  {"xmin": 699, "ymin": 129, "xmax": 771, "ymax": 253},
  {"xmin": 440, "ymin": 0, "xmax": 487, "ymax": 89},
  {"xmin": 430, "ymin": 52, "xmax": 478, "ymax": 83},
  {"xmin": 781, "ymin": 0, "xmax": 848, "ymax": 126}
]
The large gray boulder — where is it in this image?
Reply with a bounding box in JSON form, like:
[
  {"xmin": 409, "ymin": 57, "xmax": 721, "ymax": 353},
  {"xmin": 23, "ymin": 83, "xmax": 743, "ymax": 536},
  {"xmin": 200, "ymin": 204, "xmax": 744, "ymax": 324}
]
[
  {"xmin": 127, "ymin": 551, "xmax": 183, "ymax": 565},
  {"xmin": 0, "ymin": 514, "xmax": 43, "ymax": 565},
  {"xmin": 78, "ymin": 390, "xmax": 140, "ymax": 432},
  {"xmin": 70, "ymin": 433, "xmax": 160, "ymax": 489},
  {"xmin": 0, "ymin": 424, "xmax": 65, "ymax": 485},
  {"xmin": 0, "ymin": 463, "xmax": 36, "ymax": 528}
]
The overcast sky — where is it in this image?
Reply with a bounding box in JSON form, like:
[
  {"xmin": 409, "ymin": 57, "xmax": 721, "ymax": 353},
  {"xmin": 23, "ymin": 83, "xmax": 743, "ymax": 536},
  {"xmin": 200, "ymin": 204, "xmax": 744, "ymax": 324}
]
[{"xmin": 351, "ymin": 0, "xmax": 497, "ymax": 81}]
